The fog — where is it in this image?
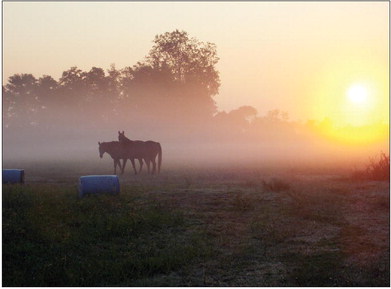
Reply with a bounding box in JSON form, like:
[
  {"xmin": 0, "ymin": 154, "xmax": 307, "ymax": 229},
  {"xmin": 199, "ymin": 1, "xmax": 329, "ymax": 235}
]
[
  {"xmin": 3, "ymin": 30, "xmax": 388, "ymax": 174},
  {"xmin": 3, "ymin": 103, "xmax": 388, "ymax": 174}
]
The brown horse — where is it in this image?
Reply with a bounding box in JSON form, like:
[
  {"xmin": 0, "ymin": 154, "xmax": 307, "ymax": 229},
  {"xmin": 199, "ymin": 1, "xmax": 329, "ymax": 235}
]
[
  {"xmin": 98, "ymin": 141, "xmax": 143, "ymax": 175},
  {"xmin": 98, "ymin": 141, "xmax": 126, "ymax": 175},
  {"xmin": 118, "ymin": 131, "xmax": 162, "ymax": 174}
]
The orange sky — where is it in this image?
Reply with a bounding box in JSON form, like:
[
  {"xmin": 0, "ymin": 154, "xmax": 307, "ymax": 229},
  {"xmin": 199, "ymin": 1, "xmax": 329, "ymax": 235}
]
[{"xmin": 3, "ymin": 1, "xmax": 389, "ymax": 125}]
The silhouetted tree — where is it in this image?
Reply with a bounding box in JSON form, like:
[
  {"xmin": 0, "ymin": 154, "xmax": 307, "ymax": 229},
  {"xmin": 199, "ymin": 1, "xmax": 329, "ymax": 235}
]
[
  {"xmin": 38, "ymin": 75, "xmax": 57, "ymax": 90},
  {"xmin": 105, "ymin": 64, "xmax": 122, "ymax": 120},
  {"xmin": 57, "ymin": 67, "xmax": 87, "ymax": 111},
  {"xmin": 265, "ymin": 109, "xmax": 289, "ymax": 123},
  {"xmin": 214, "ymin": 106, "xmax": 258, "ymax": 140},
  {"xmin": 3, "ymin": 74, "xmax": 41, "ymax": 127},
  {"xmin": 230, "ymin": 106, "xmax": 258, "ymax": 123},
  {"xmin": 3, "ymin": 85, "xmax": 15, "ymax": 129},
  {"xmin": 144, "ymin": 30, "xmax": 220, "ymax": 122},
  {"xmin": 33, "ymin": 75, "xmax": 59, "ymax": 128},
  {"xmin": 5, "ymin": 73, "xmax": 37, "ymax": 96},
  {"xmin": 148, "ymin": 30, "xmax": 219, "ymax": 93},
  {"xmin": 59, "ymin": 67, "xmax": 83, "ymax": 86},
  {"xmin": 3, "ymin": 30, "xmax": 223, "ymax": 139},
  {"xmin": 118, "ymin": 62, "xmax": 175, "ymax": 124},
  {"xmin": 84, "ymin": 67, "xmax": 107, "ymax": 93},
  {"xmin": 85, "ymin": 66, "xmax": 122, "ymax": 124},
  {"xmin": 249, "ymin": 109, "xmax": 296, "ymax": 142},
  {"xmin": 107, "ymin": 64, "xmax": 121, "ymax": 98},
  {"xmin": 55, "ymin": 66, "xmax": 112, "ymax": 125}
]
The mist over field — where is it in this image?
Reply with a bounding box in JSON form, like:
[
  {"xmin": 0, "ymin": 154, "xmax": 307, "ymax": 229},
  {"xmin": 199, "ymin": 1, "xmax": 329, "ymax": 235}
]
[
  {"xmin": 3, "ymin": 30, "xmax": 388, "ymax": 173},
  {"xmin": 3, "ymin": 100, "xmax": 388, "ymax": 173}
]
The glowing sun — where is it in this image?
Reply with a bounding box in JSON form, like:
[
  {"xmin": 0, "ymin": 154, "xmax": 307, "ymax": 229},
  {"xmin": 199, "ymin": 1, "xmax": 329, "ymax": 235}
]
[{"xmin": 347, "ymin": 84, "xmax": 368, "ymax": 104}]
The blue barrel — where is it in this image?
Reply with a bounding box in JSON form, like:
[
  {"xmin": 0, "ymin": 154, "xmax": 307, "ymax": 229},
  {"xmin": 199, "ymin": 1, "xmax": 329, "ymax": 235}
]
[
  {"xmin": 3, "ymin": 169, "xmax": 25, "ymax": 184},
  {"xmin": 78, "ymin": 175, "xmax": 120, "ymax": 198}
]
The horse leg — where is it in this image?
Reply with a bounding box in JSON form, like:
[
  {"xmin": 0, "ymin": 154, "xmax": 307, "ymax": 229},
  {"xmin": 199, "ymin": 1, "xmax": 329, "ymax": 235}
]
[
  {"xmin": 145, "ymin": 158, "xmax": 151, "ymax": 174},
  {"xmin": 138, "ymin": 158, "xmax": 143, "ymax": 174},
  {"xmin": 121, "ymin": 159, "xmax": 128, "ymax": 174},
  {"xmin": 130, "ymin": 159, "xmax": 137, "ymax": 174},
  {"xmin": 151, "ymin": 158, "xmax": 157, "ymax": 174},
  {"xmin": 114, "ymin": 159, "xmax": 118, "ymax": 175}
]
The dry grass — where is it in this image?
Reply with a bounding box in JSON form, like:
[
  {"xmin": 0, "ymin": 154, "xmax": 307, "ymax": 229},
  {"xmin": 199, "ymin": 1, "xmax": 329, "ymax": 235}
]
[
  {"xmin": 262, "ymin": 177, "xmax": 291, "ymax": 192},
  {"xmin": 2, "ymin": 162, "xmax": 389, "ymax": 286},
  {"xmin": 352, "ymin": 152, "xmax": 390, "ymax": 181}
]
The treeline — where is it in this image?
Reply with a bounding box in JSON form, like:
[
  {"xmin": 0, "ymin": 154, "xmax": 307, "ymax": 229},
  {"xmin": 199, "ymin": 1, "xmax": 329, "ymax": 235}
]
[
  {"xmin": 3, "ymin": 30, "xmax": 296, "ymax": 142},
  {"xmin": 3, "ymin": 30, "xmax": 387, "ymax": 149},
  {"xmin": 4, "ymin": 30, "xmax": 219, "ymax": 133}
]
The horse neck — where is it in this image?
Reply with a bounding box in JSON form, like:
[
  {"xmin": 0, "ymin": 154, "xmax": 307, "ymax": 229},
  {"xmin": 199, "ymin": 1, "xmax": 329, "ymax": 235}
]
[
  {"xmin": 121, "ymin": 136, "xmax": 133, "ymax": 144},
  {"xmin": 104, "ymin": 142, "xmax": 121, "ymax": 156}
]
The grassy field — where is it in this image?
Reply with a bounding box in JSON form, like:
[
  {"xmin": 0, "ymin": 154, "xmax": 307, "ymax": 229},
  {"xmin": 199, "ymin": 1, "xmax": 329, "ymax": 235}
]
[{"xmin": 2, "ymin": 161, "xmax": 390, "ymax": 286}]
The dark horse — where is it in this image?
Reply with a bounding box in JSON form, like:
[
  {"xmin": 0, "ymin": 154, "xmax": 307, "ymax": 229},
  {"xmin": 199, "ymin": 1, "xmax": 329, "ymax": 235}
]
[
  {"xmin": 118, "ymin": 131, "xmax": 162, "ymax": 174},
  {"xmin": 98, "ymin": 141, "xmax": 126, "ymax": 174},
  {"xmin": 98, "ymin": 141, "xmax": 144, "ymax": 175}
]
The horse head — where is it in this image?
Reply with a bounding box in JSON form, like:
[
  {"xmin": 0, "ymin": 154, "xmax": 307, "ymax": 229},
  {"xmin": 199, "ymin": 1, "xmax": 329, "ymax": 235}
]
[
  {"xmin": 118, "ymin": 130, "xmax": 127, "ymax": 142},
  {"xmin": 98, "ymin": 141, "xmax": 105, "ymax": 158}
]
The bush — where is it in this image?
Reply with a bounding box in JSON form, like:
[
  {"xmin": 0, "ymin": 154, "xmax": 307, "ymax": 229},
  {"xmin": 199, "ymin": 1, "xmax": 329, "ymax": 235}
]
[
  {"xmin": 262, "ymin": 178, "xmax": 291, "ymax": 192},
  {"xmin": 352, "ymin": 153, "xmax": 390, "ymax": 181}
]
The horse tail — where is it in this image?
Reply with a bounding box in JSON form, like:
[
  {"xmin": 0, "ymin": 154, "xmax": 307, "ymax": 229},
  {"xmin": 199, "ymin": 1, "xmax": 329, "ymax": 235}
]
[{"xmin": 157, "ymin": 142, "xmax": 162, "ymax": 174}]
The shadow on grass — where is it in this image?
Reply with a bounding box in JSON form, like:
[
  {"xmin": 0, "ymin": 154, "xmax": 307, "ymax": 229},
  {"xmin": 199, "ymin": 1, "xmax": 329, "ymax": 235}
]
[{"xmin": 3, "ymin": 184, "xmax": 212, "ymax": 286}]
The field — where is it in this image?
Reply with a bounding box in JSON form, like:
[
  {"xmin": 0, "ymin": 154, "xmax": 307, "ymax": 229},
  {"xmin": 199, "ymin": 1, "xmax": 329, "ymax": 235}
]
[{"xmin": 3, "ymin": 161, "xmax": 390, "ymax": 286}]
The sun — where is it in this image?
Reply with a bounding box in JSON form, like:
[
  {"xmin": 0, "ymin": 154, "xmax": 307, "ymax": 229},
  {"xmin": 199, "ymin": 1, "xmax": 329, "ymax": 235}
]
[{"xmin": 347, "ymin": 84, "xmax": 368, "ymax": 104}]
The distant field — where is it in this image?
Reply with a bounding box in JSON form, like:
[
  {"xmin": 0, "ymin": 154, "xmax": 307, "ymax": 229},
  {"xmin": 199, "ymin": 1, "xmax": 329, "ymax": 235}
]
[{"xmin": 2, "ymin": 161, "xmax": 390, "ymax": 286}]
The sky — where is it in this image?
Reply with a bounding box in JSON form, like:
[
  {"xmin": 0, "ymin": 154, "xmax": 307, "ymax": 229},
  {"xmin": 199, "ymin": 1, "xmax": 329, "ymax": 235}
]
[{"xmin": 3, "ymin": 1, "xmax": 389, "ymax": 125}]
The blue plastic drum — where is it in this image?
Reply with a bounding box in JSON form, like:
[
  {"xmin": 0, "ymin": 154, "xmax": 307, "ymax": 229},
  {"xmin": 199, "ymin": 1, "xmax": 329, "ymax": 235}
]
[
  {"xmin": 78, "ymin": 175, "xmax": 120, "ymax": 197},
  {"xmin": 3, "ymin": 169, "xmax": 25, "ymax": 184}
]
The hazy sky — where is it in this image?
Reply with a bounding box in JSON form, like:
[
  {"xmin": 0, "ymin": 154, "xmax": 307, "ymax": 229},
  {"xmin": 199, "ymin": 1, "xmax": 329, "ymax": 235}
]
[{"xmin": 3, "ymin": 1, "xmax": 389, "ymax": 125}]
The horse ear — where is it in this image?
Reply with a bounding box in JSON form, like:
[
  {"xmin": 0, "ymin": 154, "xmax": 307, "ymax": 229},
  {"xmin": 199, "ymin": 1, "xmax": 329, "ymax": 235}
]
[
  {"xmin": 118, "ymin": 131, "xmax": 120, "ymax": 134},
  {"xmin": 98, "ymin": 142, "xmax": 101, "ymax": 145},
  {"xmin": 122, "ymin": 130, "xmax": 124, "ymax": 134}
]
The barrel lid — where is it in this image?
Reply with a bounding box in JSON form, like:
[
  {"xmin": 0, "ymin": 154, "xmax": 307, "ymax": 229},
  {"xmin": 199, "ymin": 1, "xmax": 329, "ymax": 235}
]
[{"xmin": 80, "ymin": 175, "xmax": 119, "ymax": 179}]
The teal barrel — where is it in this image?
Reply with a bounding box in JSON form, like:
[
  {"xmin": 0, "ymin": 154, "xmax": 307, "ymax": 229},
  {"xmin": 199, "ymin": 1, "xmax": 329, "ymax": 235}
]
[
  {"xmin": 3, "ymin": 169, "xmax": 25, "ymax": 184},
  {"xmin": 78, "ymin": 175, "xmax": 120, "ymax": 197}
]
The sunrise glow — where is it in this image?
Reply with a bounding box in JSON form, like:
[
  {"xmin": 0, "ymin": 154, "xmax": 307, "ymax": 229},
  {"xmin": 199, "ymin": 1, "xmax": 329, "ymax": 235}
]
[
  {"xmin": 3, "ymin": 1, "xmax": 389, "ymax": 159},
  {"xmin": 347, "ymin": 84, "xmax": 368, "ymax": 104},
  {"xmin": 318, "ymin": 121, "xmax": 388, "ymax": 146}
]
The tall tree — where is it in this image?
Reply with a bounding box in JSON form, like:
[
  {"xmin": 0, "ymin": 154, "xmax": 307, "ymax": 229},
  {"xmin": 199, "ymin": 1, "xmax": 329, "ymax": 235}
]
[
  {"xmin": 84, "ymin": 67, "xmax": 108, "ymax": 98},
  {"xmin": 107, "ymin": 64, "xmax": 121, "ymax": 98},
  {"xmin": 36, "ymin": 75, "xmax": 59, "ymax": 108},
  {"xmin": 214, "ymin": 105, "xmax": 258, "ymax": 138},
  {"xmin": 4, "ymin": 74, "xmax": 40, "ymax": 127},
  {"xmin": 145, "ymin": 30, "xmax": 220, "ymax": 120},
  {"xmin": 34, "ymin": 75, "xmax": 59, "ymax": 128},
  {"xmin": 58, "ymin": 67, "xmax": 86, "ymax": 108}
]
